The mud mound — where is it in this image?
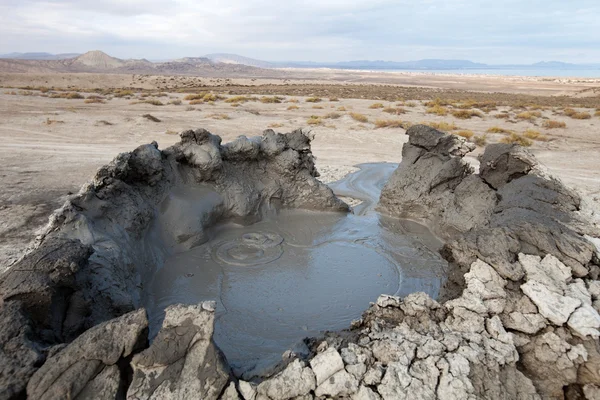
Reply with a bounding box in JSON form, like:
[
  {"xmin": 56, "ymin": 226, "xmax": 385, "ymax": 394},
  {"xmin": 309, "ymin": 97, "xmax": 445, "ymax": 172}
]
[{"xmin": 1, "ymin": 126, "xmax": 599, "ymax": 399}]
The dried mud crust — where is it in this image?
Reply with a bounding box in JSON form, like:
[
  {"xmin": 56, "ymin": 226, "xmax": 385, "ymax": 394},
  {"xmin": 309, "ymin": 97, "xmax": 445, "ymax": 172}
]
[{"xmin": 1, "ymin": 126, "xmax": 599, "ymax": 399}]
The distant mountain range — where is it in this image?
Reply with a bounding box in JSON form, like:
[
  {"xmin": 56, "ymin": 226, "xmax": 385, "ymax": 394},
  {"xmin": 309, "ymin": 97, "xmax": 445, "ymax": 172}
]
[
  {"xmin": 1, "ymin": 51, "xmax": 599, "ymax": 74},
  {"xmin": 204, "ymin": 54, "xmax": 600, "ymax": 71}
]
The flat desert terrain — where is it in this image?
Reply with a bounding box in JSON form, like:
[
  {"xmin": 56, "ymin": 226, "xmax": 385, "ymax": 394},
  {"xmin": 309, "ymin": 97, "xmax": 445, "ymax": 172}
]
[{"xmin": 1, "ymin": 71, "xmax": 599, "ymax": 268}]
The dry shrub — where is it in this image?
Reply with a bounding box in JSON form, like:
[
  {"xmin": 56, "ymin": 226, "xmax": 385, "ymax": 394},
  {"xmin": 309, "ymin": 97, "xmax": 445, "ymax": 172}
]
[
  {"xmin": 486, "ymin": 126, "xmax": 513, "ymax": 134},
  {"xmin": 84, "ymin": 98, "xmax": 105, "ymax": 104},
  {"xmin": 142, "ymin": 114, "xmax": 161, "ymax": 122},
  {"xmin": 144, "ymin": 99, "xmax": 163, "ymax": 106},
  {"xmin": 425, "ymin": 98, "xmax": 450, "ymax": 107},
  {"xmin": 572, "ymin": 112, "xmax": 591, "ymax": 119},
  {"xmin": 225, "ymin": 96, "xmax": 256, "ymax": 103},
  {"xmin": 287, "ymin": 105, "xmax": 299, "ymax": 110},
  {"xmin": 189, "ymin": 99, "xmax": 203, "ymax": 105},
  {"xmin": 337, "ymin": 106, "xmax": 347, "ymax": 111},
  {"xmin": 369, "ymin": 103, "xmax": 384, "ymax": 109},
  {"xmin": 423, "ymin": 121, "xmax": 458, "ymax": 131},
  {"xmin": 305, "ymin": 97, "xmax": 322, "ymax": 103},
  {"xmin": 383, "ymin": 107, "xmax": 406, "ymax": 115},
  {"xmin": 268, "ymin": 123, "xmax": 285, "ymax": 128},
  {"xmin": 324, "ymin": 112, "xmax": 342, "ymax": 119},
  {"xmin": 455, "ymin": 130, "xmax": 474, "ymax": 139},
  {"xmin": 260, "ymin": 96, "xmax": 283, "ymax": 104},
  {"xmin": 307, "ymin": 116, "xmax": 322, "ymax": 125},
  {"xmin": 374, "ymin": 120, "xmax": 406, "ymax": 129},
  {"xmin": 312, "ymin": 105, "xmax": 324, "ymax": 109},
  {"xmin": 426, "ymin": 105, "xmax": 448, "ymax": 116},
  {"xmin": 50, "ymin": 92, "xmax": 84, "ymax": 99},
  {"xmin": 523, "ymin": 129, "xmax": 548, "ymax": 141},
  {"xmin": 170, "ymin": 99, "xmax": 182, "ymax": 105},
  {"xmin": 452, "ymin": 109, "xmax": 483, "ymax": 119},
  {"xmin": 185, "ymin": 106, "xmax": 195, "ymax": 111},
  {"xmin": 542, "ymin": 120, "xmax": 566, "ymax": 129},
  {"xmin": 595, "ymin": 110, "xmax": 600, "ymax": 117},
  {"xmin": 329, "ymin": 97, "xmax": 339, "ymax": 102},
  {"xmin": 516, "ymin": 111, "xmax": 542, "ymax": 121},
  {"xmin": 286, "ymin": 99, "xmax": 299, "ymax": 103},
  {"xmin": 494, "ymin": 113, "xmax": 511, "ymax": 119},
  {"xmin": 350, "ymin": 113, "xmax": 369, "ymax": 123},
  {"xmin": 209, "ymin": 113, "xmax": 230, "ymax": 120},
  {"xmin": 165, "ymin": 130, "xmax": 178, "ymax": 135},
  {"xmin": 405, "ymin": 101, "xmax": 417, "ymax": 107},
  {"xmin": 184, "ymin": 93, "xmax": 206, "ymax": 101},
  {"xmin": 500, "ymin": 133, "xmax": 532, "ymax": 147},
  {"xmin": 44, "ymin": 118, "xmax": 64, "ymax": 125},
  {"xmin": 114, "ymin": 90, "xmax": 134, "ymax": 98}
]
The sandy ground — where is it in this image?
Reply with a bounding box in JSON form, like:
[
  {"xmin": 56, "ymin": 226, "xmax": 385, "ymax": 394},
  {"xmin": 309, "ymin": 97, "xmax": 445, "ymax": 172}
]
[{"xmin": 1, "ymin": 73, "xmax": 599, "ymax": 269}]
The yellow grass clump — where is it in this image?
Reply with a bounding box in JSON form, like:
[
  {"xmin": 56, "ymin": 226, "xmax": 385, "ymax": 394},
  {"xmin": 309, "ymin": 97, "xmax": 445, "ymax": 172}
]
[
  {"xmin": 260, "ymin": 96, "xmax": 283, "ymax": 104},
  {"xmin": 209, "ymin": 113, "xmax": 230, "ymax": 120},
  {"xmin": 383, "ymin": 107, "xmax": 406, "ymax": 115},
  {"xmin": 305, "ymin": 97, "xmax": 322, "ymax": 103},
  {"xmin": 563, "ymin": 108, "xmax": 591, "ymax": 119},
  {"xmin": 452, "ymin": 110, "xmax": 483, "ymax": 119},
  {"xmin": 307, "ymin": 116, "xmax": 322, "ymax": 125},
  {"xmin": 268, "ymin": 123, "xmax": 285, "ymax": 128},
  {"xmin": 472, "ymin": 135, "xmax": 487, "ymax": 147},
  {"xmin": 374, "ymin": 120, "xmax": 406, "ymax": 129},
  {"xmin": 500, "ymin": 133, "xmax": 532, "ymax": 147},
  {"xmin": 369, "ymin": 103, "xmax": 384, "ymax": 109},
  {"xmin": 455, "ymin": 130, "xmax": 474, "ymax": 139},
  {"xmin": 225, "ymin": 96, "xmax": 256, "ymax": 103},
  {"xmin": 350, "ymin": 112, "xmax": 369, "ymax": 123},
  {"xmin": 516, "ymin": 111, "xmax": 542, "ymax": 121},
  {"xmin": 522, "ymin": 129, "xmax": 548, "ymax": 141},
  {"xmin": 337, "ymin": 106, "xmax": 347, "ymax": 111},
  {"xmin": 329, "ymin": 97, "xmax": 339, "ymax": 102},
  {"xmin": 423, "ymin": 121, "xmax": 459, "ymax": 131},
  {"xmin": 287, "ymin": 105, "xmax": 299, "ymax": 110},
  {"xmin": 114, "ymin": 90, "xmax": 134, "ymax": 98},
  {"xmin": 542, "ymin": 120, "xmax": 566, "ymax": 129},
  {"xmin": 426, "ymin": 105, "xmax": 448, "ymax": 116},
  {"xmin": 486, "ymin": 126, "xmax": 513, "ymax": 134}
]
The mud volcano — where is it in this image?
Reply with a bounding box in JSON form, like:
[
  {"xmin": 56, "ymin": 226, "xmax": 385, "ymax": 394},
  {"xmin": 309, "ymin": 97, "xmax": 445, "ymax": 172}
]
[
  {"xmin": 146, "ymin": 163, "xmax": 446, "ymax": 377},
  {"xmin": 1, "ymin": 126, "xmax": 600, "ymax": 400}
]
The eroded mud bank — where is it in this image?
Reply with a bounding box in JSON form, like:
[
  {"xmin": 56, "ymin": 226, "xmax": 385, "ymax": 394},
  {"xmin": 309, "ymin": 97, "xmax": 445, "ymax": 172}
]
[{"xmin": 1, "ymin": 126, "xmax": 599, "ymax": 400}]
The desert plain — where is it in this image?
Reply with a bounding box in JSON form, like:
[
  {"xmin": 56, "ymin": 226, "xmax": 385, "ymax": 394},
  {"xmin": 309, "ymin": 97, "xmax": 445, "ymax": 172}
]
[{"xmin": 1, "ymin": 69, "xmax": 599, "ymax": 269}]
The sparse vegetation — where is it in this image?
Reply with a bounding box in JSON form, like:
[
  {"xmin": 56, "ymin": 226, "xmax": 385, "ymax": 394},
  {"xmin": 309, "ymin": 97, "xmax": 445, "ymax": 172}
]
[
  {"xmin": 369, "ymin": 103, "xmax": 384, "ymax": 109},
  {"xmin": 486, "ymin": 126, "xmax": 513, "ymax": 134},
  {"xmin": 383, "ymin": 107, "xmax": 406, "ymax": 115},
  {"xmin": 350, "ymin": 112, "xmax": 369, "ymax": 123},
  {"xmin": 143, "ymin": 99, "xmax": 164, "ymax": 106},
  {"xmin": 516, "ymin": 111, "xmax": 542, "ymax": 121},
  {"xmin": 452, "ymin": 109, "xmax": 483, "ymax": 119},
  {"xmin": 142, "ymin": 114, "xmax": 161, "ymax": 122},
  {"xmin": 374, "ymin": 119, "xmax": 406, "ymax": 129},
  {"xmin": 563, "ymin": 108, "xmax": 592, "ymax": 119},
  {"xmin": 184, "ymin": 93, "xmax": 205, "ymax": 101},
  {"xmin": 307, "ymin": 116, "xmax": 322, "ymax": 125},
  {"xmin": 225, "ymin": 96, "xmax": 256, "ymax": 103},
  {"xmin": 208, "ymin": 113, "xmax": 230, "ymax": 120},
  {"xmin": 189, "ymin": 99, "xmax": 203, "ymax": 105},
  {"xmin": 455, "ymin": 130, "xmax": 474, "ymax": 139},
  {"xmin": 426, "ymin": 105, "xmax": 448, "ymax": 116},
  {"xmin": 305, "ymin": 97, "xmax": 322, "ymax": 103},
  {"xmin": 268, "ymin": 123, "xmax": 285, "ymax": 128},
  {"xmin": 337, "ymin": 106, "xmax": 347, "ymax": 111},
  {"xmin": 50, "ymin": 92, "xmax": 84, "ymax": 99},
  {"xmin": 260, "ymin": 96, "xmax": 284, "ymax": 104},
  {"xmin": 523, "ymin": 129, "xmax": 548, "ymax": 141},
  {"xmin": 494, "ymin": 112, "xmax": 511, "ymax": 119},
  {"xmin": 114, "ymin": 90, "xmax": 134, "ymax": 98},
  {"xmin": 423, "ymin": 121, "xmax": 459, "ymax": 131},
  {"xmin": 287, "ymin": 105, "xmax": 299, "ymax": 110},
  {"xmin": 500, "ymin": 133, "xmax": 532, "ymax": 147},
  {"xmin": 542, "ymin": 120, "xmax": 566, "ymax": 129},
  {"xmin": 324, "ymin": 112, "xmax": 342, "ymax": 119},
  {"xmin": 84, "ymin": 95, "xmax": 105, "ymax": 104}
]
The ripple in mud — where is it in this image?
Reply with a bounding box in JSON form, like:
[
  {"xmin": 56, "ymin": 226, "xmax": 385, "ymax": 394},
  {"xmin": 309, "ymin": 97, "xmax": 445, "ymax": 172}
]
[{"xmin": 145, "ymin": 163, "xmax": 448, "ymax": 378}]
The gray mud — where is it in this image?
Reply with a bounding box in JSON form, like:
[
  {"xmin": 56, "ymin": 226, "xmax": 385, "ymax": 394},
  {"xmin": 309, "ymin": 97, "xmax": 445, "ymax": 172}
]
[{"xmin": 145, "ymin": 163, "xmax": 447, "ymax": 378}]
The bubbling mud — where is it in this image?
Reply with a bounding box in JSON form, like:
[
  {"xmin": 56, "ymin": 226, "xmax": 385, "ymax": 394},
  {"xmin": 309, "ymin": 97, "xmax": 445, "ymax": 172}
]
[{"xmin": 146, "ymin": 163, "xmax": 447, "ymax": 378}]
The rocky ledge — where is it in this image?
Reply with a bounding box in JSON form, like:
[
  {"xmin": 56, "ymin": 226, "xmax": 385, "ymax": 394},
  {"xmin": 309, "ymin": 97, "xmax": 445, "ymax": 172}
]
[{"xmin": 1, "ymin": 126, "xmax": 599, "ymax": 399}]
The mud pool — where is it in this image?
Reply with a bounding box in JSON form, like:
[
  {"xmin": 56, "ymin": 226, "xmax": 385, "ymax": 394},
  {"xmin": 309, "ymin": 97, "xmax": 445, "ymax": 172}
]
[{"xmin": 146, "ymin": 163, "xmax": 447, "ymax": 378}]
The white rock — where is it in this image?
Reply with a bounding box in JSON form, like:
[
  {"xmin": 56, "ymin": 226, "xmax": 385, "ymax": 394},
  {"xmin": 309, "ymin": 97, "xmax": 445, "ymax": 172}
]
[
  {"xmin": 315, "ymin": 369, "xmax": 359, "ymax": 397},
  {"xmin": 238, "ymin": 381, "xmax": 256, "ymax": 400},
  {"xmin": 566, "ymin": 279, "xmax": 592, "ymax": 305},
  {"xmin": 222, "ymin": 381, "xmax": 240, "ymax": 400},
  {"xmin": 501, "ymin": 312, "xmax": 546, "ymax": 334},
  {"xmin": 588, "ymin": 281, "xmax": 600, "ymax": 300},
  {"xmin": 583, "ymin": 384, "xmax": 600, "ymax": 400},
  {"xmin": 256, "ymin": 360, "xmax": 315, "ymax": 399},
  {"xmin": 521, "ymin": 280, "xmax": 581, "ymax": 325},
  {"xmin": 568, "ymin": 304, "xmax": 600, "ymax": 338},
  {"xmin": 353, "ymin": 385, "xmax": 382, "ymax": 400},
  {"xmin": 363, "ymin": 363, "xmax": 384, "ymax": 386},
  {"xmin": 309, "ymin": 347, "xmax": 344, "ymax": 386},
  {"xmin": 519, "ymin": 253, "xmax": 571, "ymax": 294}
]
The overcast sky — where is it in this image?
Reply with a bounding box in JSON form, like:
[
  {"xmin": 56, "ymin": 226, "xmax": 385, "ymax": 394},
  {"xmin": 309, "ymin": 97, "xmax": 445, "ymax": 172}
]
[{"xmin": 1, "ymin": 0, "xmax": 598, "ymax": 63}]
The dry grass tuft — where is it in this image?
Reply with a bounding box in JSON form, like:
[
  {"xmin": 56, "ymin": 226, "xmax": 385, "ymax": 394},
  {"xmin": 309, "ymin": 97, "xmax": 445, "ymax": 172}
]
[
  {"xmin": 84, "ymin": 95, "xmax": 105, "ymax": 104},
  {"xmin": 189, "ymin": 99, "xmax": 203, "ymax": 105},
  {"xmin": 50, "ymin": 92, "xmax": 84, "ymax": 99},
  {"xmin": 312, "ymin": 105, "xmax": 324, "ymax": 109},
  {"xmin": 169, "ymin": 99, "xmax": 182, "ymax": 105},
  {"xmin": 287, "ymin": 105, "xmax": 300, "ymax": 110},
  {"xmin": 455, "ymin": 130, "xmax": 474, "ymax": 139},
  {"xmin": 486, "ymin": 126, "xmax": 513, "ymax": 134},
  {"xmin": 307, "ymin": 116, "xmax": 322, "ymax": 125},
  {"xmin": 369, "ymin": 103, "xmax": 384, "ymax": 109},
  {"xmin": 337, "ymin": 106, "xmax": 347, "ymax": 111},
  {"xmin": 374, "ymin": 119, "xmax": 406, "ymax": 129},
  {"xmin": 114, "ymin": 90, "xmax": 134, "ymax": 98},
  {"xmin": 523, "ymin": 129, "xmax": 548, "ymax": 141},
  {"xmin": 500, "ymin": 133, "xmax": 532, "ymax": 147},
  {"xmin": 96, "ymin": 120, "xmax": 114, "ymax": 126},
  {"xmin": 324, "ymin": 112, "xmax": 342, "ymax": 119},
  {"xmin": 225, "ymin": 95, "xmax": 256, "ymax": 103},
  {"xmin": 405, "ymin": 101, "xmax": 417, "ymax": 107},
  {"xmin": 329, "ymin": 97, "xmax": 339, "ymax": 102},
  {"xmin": 165, "ymin": 130, "xmax": 178, "ymax": 135},
  {"xmin": 426, "ymin": 105, "xmax": 448, "ymax": 116},
  {"xmin": 563, "ymin": 108, "xmax": 592, "ymax": 119},
  {"xmin": 185, "ymin": 106, "xmax": 195, "ymax": 111},
  {"xmin": 383, "ymin": 107, "xmax": 406, "ymax": 115},
  {"xmin": 260, "ymin": 96, "xmax": 284, "ymax": 104},
  {"xmin": 350, "ymin": 112, "xmax": 369, "ymax": 123},
  {"xmin": 542, "ymin": 120, "xmax": 566, "ymax": 129},
  {"xmin": 268, "ymin": 123, "xmax": 285, "ymax": 128},
  {"xmin": 208, "ymin": 113, "xmax": 230, "ymax": 120},
  {"xmin": 516, "ymin": 111, "xmax": 542, "ymax": 121},
  {"xmin": 452, "ymin": 109, "xmax": 483, "ymax": 119},
  {"xmin": 423, "ymin": 121, "xmax": 459, "ymax": 131},
  {"xmin": 44, "ymin": 118, "xmax": 65, "ymax": 125},
  {"xmin": 305, "ymin": 97, "xmax": 322, "ymax": 103}
]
